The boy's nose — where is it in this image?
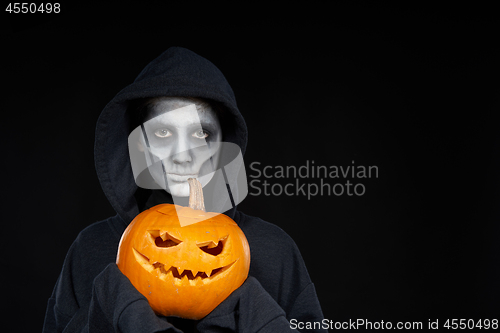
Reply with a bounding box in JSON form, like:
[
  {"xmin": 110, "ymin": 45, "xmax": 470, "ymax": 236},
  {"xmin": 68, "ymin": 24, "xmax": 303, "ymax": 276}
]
[
  {"xmin": 172, "ymin": 150, "xmax": 192, "ymax": 164},
  {"xmin": 171, "ymin": 137, "xmax": 193, "ymax": 164}
]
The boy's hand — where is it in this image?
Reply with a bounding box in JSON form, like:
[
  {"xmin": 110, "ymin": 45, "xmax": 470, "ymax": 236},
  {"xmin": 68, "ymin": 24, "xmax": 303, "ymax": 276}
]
[{"xmin": 197, "ymin": 276, "xmax": 297, "ymax": 332}]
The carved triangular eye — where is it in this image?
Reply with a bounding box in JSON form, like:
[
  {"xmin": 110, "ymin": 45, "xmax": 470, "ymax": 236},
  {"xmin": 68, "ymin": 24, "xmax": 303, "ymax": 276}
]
[
  {"xmin": 148, "ymin": 230, "xmax": 182, "ymax": 248},
  {"xmin": 197, "ymin": 235, "xmax": 228, "ymax": 256}
]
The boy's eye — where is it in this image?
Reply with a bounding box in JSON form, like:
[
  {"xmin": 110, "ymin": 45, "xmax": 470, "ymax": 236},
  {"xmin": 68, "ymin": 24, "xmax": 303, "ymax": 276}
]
[
  {"xmin": 154, "ymin": 129, "xmax": 172, "ymax": 138},
  {"xmin": 193, "ymin": 129, "xmax": 209, "ymax": 139}
]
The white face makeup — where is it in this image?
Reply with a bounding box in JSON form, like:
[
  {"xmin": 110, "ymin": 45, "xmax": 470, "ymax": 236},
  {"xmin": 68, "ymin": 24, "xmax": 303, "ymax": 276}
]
[{"xmin": 139, "ymin": 98, "xmax": 222, "ymax": 197}]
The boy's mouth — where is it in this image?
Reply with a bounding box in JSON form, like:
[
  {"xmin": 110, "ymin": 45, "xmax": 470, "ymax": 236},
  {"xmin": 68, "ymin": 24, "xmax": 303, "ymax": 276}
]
[{"xmin": 166, "ymin": 173, "xmax": 198, "ymax": 182}]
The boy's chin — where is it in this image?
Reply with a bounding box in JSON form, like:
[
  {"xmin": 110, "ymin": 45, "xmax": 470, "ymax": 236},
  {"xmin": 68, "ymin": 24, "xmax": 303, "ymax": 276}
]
[
  {"xmin": 165, "ymin": 182, "xmax": 190, "ymax": 197},
  {"xmin": 162, "ymin": 172, "xmax": 215, "ymax": 197}
]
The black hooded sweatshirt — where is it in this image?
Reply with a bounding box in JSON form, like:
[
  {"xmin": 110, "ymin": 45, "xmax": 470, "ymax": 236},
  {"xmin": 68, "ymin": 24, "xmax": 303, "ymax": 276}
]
[{"xmin": 43, "ymin": 47, "xmax": 327, "ymax": 332}]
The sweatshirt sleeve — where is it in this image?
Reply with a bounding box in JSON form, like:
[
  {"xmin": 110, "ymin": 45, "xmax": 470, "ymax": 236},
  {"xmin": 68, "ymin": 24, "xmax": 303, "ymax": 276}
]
[
  {"xmin": 197, "ymin": 276, "xmax": 327, "ymax": 333},
  {"xmin": 237, "ymin": 215, "xmax": 327, "ymax": 332},
  {"xmin": 42, "ymin": 220, "xmax": 182, "ymax": 333},
  {"xmin": 287, "ymin": 283, "xmax": 328, "ymax": 332},
  {"xmin": 88, "ymin": 263, "xmax": 182, "ymax": 333},
  {"xmin": 196, "ymin": 276, "xmax": 295, "ymax": 332},
  {"xmin": 43, "ymin": 262, "xmax": 182, "ymax": 333},
  {"xmin": 42, "ymin": 234, "xmax": 93, "ymax": 333}
]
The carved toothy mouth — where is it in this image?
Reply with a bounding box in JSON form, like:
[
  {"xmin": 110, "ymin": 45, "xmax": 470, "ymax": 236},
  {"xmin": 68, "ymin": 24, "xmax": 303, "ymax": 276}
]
[{"xmin": 133, "ymin": 248, "xmax": 236, "ymax": 285}]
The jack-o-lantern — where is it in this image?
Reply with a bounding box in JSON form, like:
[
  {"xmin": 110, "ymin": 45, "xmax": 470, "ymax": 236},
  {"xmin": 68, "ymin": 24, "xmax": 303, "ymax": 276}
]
[{"xmin": 116, "ymin": 178, "xmax": 250, "ymax": 320}]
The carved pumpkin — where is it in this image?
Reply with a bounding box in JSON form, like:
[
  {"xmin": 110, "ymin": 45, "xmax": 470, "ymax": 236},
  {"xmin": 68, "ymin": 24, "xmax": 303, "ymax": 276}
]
[{"xmin": 116, "ymin": 179, "xmax": 250, "ymax": 320}]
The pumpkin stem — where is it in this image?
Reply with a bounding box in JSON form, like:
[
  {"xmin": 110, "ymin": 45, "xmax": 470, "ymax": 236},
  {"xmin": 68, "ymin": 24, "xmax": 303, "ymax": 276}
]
[{"xmin": 187, "ymin": 178, "xmax": 206, "ymax": 212}]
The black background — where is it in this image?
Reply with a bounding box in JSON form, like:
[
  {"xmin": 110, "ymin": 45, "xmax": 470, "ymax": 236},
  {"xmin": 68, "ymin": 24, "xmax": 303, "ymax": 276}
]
[{"xmin": 2, "ymin": 2, "xmax": 500, "ymax": 332}]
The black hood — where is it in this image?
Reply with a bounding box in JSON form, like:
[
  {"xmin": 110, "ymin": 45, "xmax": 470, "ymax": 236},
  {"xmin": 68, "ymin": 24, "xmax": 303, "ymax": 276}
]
[{"xmin": 94, "ymin": 47, "xmax": 248, "ymax": 225}]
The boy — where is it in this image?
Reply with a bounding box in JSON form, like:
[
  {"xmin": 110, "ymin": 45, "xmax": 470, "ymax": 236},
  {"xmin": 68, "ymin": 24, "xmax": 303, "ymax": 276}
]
[{"xmin": 43, "ymin": 47, "xmax": 326, "ymax": 332}]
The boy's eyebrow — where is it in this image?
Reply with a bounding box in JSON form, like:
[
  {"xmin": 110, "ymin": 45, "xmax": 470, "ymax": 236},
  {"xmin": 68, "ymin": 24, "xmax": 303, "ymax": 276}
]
[{"xmin": 143, "ymin": 118, "xmax": 218, "ymax": 132}]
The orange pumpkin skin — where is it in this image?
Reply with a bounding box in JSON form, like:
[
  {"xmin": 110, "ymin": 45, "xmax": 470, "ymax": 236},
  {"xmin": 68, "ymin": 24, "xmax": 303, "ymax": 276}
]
[{"xmin": 116, "ymin": 204, "xmax": 250, "ymax": 320}]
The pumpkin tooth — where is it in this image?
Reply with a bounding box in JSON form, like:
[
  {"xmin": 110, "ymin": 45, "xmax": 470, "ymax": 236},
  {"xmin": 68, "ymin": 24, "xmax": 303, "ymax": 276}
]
[
  {"xmin": 160, "ymin": 231, "xmax": 169, "ymax": 241},
  {"xmin": 177, "ymin": 267, "xmax": 185, "ymax": 275},
  {"xmin": 191, "ymin": 270, "xmax": 198, "ymax": 277},
  {"xmin": 205, "ymin": 269, "xmax": 212, "ymax": 277},
  {"xmin": 158, "ymin": 267, "xmax": 171, "ymax": 281},
  {"xmin": 193, "ymin": 275, "xmax": 203, "ymax": 286}
]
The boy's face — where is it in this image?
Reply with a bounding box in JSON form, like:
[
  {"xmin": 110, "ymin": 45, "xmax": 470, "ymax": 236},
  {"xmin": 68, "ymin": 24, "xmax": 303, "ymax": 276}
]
[{"xmin": 139, "ymin": 99, "xmax": 222, "ymax": 197}]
